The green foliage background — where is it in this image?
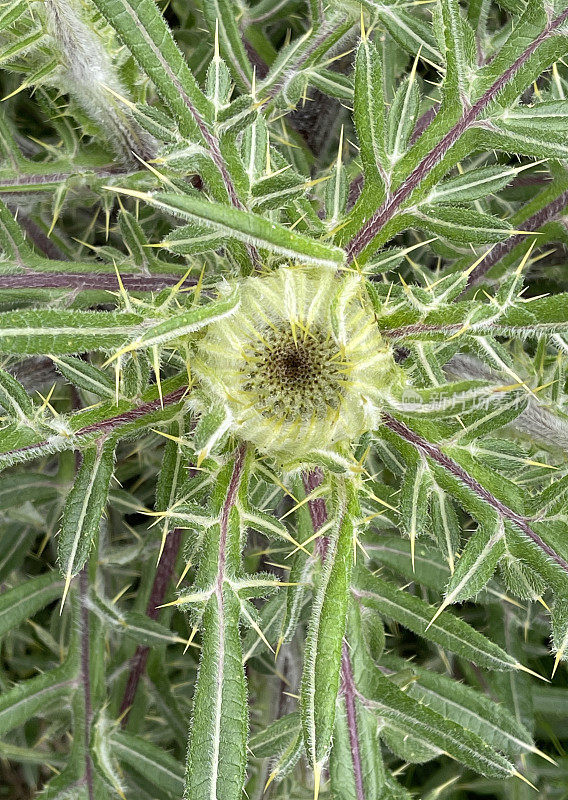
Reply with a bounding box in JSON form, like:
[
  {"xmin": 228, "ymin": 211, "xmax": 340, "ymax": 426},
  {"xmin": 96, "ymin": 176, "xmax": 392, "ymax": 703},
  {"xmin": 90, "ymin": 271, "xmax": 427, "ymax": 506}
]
[{"xmin": 2, "ymin": 0, "xmax": 568, "ymax": 797}]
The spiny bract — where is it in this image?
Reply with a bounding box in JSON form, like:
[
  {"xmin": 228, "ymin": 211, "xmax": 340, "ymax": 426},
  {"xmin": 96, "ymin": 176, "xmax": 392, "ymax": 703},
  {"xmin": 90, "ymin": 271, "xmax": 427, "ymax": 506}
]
[{"xmin": 195, "ymin": 268, "xmax": 402, "ymax": 460}]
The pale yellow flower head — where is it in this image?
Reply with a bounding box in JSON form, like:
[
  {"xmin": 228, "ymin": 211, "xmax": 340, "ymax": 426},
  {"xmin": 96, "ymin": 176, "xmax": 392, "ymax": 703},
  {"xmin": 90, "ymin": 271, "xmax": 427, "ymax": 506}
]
[{"xmin": 195, "ymin": 268, "xmax": 401, "ymax": 462}]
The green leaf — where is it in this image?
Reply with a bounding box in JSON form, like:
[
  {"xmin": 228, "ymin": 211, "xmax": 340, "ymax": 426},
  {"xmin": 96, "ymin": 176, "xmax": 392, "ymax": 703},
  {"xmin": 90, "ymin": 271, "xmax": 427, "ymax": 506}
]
[
  {"xmin": 116, "ymin": 190, "xmax": 345, "ymax": 268},
  {"xmin": 0, "ymin": 664, "xmax": 75, "ymax": 737},
  {"xmin": 353, "ymin": 37, "xmax": 387, "ymax": 187},
  {"xmin": 89, "ymin": 0, "xmax": 212, "ymax": 136},
  {"xmin": 0, "ymin": 309, "xmax": 142, "ymax": 355},
  {"xmin": 551, "ymin": 598, "xmax": 568, "ymax": 675},
  {"xmin": 161, "ymin": 222, "xmax": 228, "ymax": 255},
  {"xmin": 413, "ymin": 205, "xmax": 512, "ymax": 244},
  {"xmin": 373, "ymin": 6, "xmax": 443, "ymax": 68},
  {"xmin": 387, "ymin": 73, "xmax": 421, "ymax": 163},
  {"xmin": 184, "ymin": 589, "xmax": 248, "ymax": 800},
  {"xmin": 439, "ymin": 0, "xmax": 476, "ymax": 106},
  {"xmin": 430, "ymin": 487, "xmax": 461, "ymax": 573},
  {"xmin": 397, "ymin": 659, "xmax": 535, "ymax": 758},
  {"xmin": 0, "ymin": 572, "xmax": 62, "ymax": 638},
  {"xmin": 441, "ymin": 519, "xmax": 505, "ymax": 607},
  {"xmin": 352, "ymin": 567, "xmax": 518, "ymax": 671},
  {"xmin": 250, "ymin": 712, "xmax": 301, "ymax": 758},
  {"xmin": 201, "ymin": 0, "xmax": 252, "ymax": 91},
  {"xmin": 126, "ymin": 288, "xmax": 240, "ymax": 352},
  {"xmin": 51, "ymin": 355, "xmax": 116, "ymax": 399},
  {"xmin": 301, "ymin": 481, "xmax": 357, "ymax": 774},
  {"xmin": 111, "ymin": 731, "xmax": 184, "ymax": 798},
  {"xmin": 362, "ymin": 669, "xmax": 514, "ymax": 779},
  {"xmin": 0, "ymin": 473, "xmax": 58, "ymax": 509},
  {"xmin": 58, "ymin": 440, "xmax": 115, "ymax": 603},
  {"xmin": 0, "ymin": 366, "xmax": 34, "ymax": 422},
  {"xmin": 428, "ymin": 165, "xmax": 527, "ymax": 204},
  {"xmin": 330, "ymin": 697, "xmax": 385, "ymax": 799},
  {"xmin": 0, "ymin": 199, "xmax": 37, "ymax": 265},
  {"xmin": 365, "ymin": 534, "xmax": 450, "ymax": 591},
  {"xmin": 399, "ymin": 456, "xmax": 431, "ymax": 565}
]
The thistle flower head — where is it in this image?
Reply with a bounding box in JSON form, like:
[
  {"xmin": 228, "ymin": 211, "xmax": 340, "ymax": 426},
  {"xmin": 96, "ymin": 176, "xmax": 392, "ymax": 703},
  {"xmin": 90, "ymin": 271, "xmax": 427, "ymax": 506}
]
[{"xmin": 195, "ymin": 268, "xmax": 402, "ymax": 461}]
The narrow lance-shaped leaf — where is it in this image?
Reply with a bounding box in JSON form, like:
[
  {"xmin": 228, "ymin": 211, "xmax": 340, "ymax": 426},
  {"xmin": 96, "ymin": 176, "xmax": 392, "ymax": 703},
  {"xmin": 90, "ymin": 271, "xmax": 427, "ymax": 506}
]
[
  {"xmin": 109, "ymin": 189, "xmax": 346, "ymax": 269},
  {"xmin": 0, "ymin": 662, "xmax": 77, "ymax": 737},
  {"xmin": 58, "ymin": 439, "xmax": 115, "ymax": 605},
  {"xmin": 301, "ymin": 479, "xmax": 358, "ymax": 783},
  {"xmin": 347, "ymin": 601, "xmax": 517, "ymax": 780},
  {"xmin": 353, "ymin": 36, "xmax": 387, "ymax": 188},
  {"xmin": 387, "ymin": 69, "xmax": 421, "ymax": 163},
  {"xmin": 365, "ymin": 669, "xmax": 515, "ymax": 779},
  {"xmin": 382, "ymin": 656, "xmax": 538, "ymax": 759},
  {"xmin": 250, "ymin": 712, "xmax": 303, "ymax": 788},
  {"xmin": 413, "ymin": 205, "xmax": 513, "ymax": 244},
  {"xmin": 118, "ymin": 287, "xmax": 240, "ymax": 355},
  {"xmin": 330, "ymin": 696, "xmax": 386, "ymax": 800},
  {"xmin": 0, "ymin": 309, "xmax": 143, "ymax": 355},
  {"xmin": 185, "ymin": 446, "xmax": 250, "ymax": 800},
  {"xmin": 439, "ymin": 518, "xmax": 506, "ymax": 612},
  {"xmin": 352, "ymin": 566, "xmax": 519, "ymax": 671},
  {"xmin": 0, "ymin": 199, "xmax": 37, "ymax": 266},
  {"xmin": 430, "ymin": 487, "xmax": 461, "ymax": 573},
  {"xmin": 111, "ymin": 731, "xmax": 184, "ymax": 799},
  {"xmin": 51, "ymin": 355, "xmax": 116, "ymax": 399},
  {"xmin": 250, "ymin": 712, "xmax": 301, "ymax": 758},
  {"xmin": 201, "ymin": 0, "xmax": 252, "ymax": 91},
  {"xmin": 0, "ymin": 572, "xmax": 62, "ymax": 638},
  {"xmin": 185, "ymin": 590, "xmax": 247, "ymax": 800},
  {"xmin": 0, "ymin": 366, "xmax": 34, "ymax": 423},
  {"xmin": 439, "ymin": 0, "xmax": 476, "ymax": 107},
  {"xmin": 88, "ymin": 0, "xmax": 212, "ymax": 137},
  {"xmin": 399, "ymin": 455, "xmax": 431, "ymax": 569},
  {"xmin": 551, "ymin": 598, "xmax": 568, "ymax": 678}
]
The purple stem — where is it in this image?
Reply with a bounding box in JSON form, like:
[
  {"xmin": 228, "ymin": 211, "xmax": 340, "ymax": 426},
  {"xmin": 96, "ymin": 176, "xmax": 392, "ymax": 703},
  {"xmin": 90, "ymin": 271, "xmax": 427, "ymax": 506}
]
[
  {"xmin": 346, "ymin": 7, "xmax": 568, "ymax": 262},
  {"xmin": 341, "ymin": 643, "xmax": 366, "ymax": 800},
  {"xmin": 303, "ymin": 468, "xmax": 329, "ymax": 558},
  {"xmin": 303, "ymin": 469, "xmax": 364, "ymax": 794},
  {"xmin": 120, "ymin": 528, "xmax": 183, "ymax": 724},
  {"xmin": 465, "ymin": 187, "xmax": 568, "ymax": 289},
  {"xmin": 18, "ymin": 216, "xmax": 69, "ymax": 261},
  {"xmin": 0, "ymin": 272, "xmax": 192, "ymax": 292},
  {"xmin": 409, "ymin": 106, "xmax": 438, "ymax": 146},
  {"xmin": 4, "ymin": 385, "xmax": 188, "ymax": 461},
  {"xmin": 218, "ymin": 443, "xmax": 248, "ymax": 590},
  {"xmin": 347, "ymin": 107, "xmax": 439, "ymax": 210},
  {"xmin": 382, "ymin": 412, "xmax": 568, "ymax": 574},
  {"xmin": 79, "ymin": 568, "xmax": 95, "ymax": 800}
]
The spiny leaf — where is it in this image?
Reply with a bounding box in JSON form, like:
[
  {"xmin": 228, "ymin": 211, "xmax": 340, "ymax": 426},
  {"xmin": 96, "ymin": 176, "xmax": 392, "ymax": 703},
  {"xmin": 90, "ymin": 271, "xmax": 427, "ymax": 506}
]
[
  {"xmin": 184, "ymin": 589, "xmax": 248, "ymax": 800},
  {"xmin": 353, "ymin": 567, "xmax": 519, "ymax": 671},
  {"xmin": 109, "ymin": 189, "xmax": 346, "ymax": 268},
  {"xmin": 58, "ymin": 440, "xmax": 115, "ymax": 606},
  {"xmin": 301, "ymin": 480, "xmax": 358, "ymax": 772}
]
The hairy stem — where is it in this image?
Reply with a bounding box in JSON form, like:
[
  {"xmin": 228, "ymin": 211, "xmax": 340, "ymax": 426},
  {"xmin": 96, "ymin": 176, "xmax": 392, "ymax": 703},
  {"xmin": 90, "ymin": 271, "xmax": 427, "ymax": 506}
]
[
  {"xmin": 120, "ymin": 528, "xmax": 183, "ymax": 724},
  {"xmin": 303, "ymin": 468, "xmax": 364, "ymax": 794},
  {"xmin": 79, "ymin": 568, "xmax": 94, "ymax": 800},
  {"xmin": 346, "ymin": 6, "xmax": 568, "ymax": 261},
  {"xmin": 1, "ymin": 272, "xmax": 190, "ymax": 292},
  {"xmin": 2, "ymin": 385, "xmax": 188, "ymax": 464},
  {"xmin": 341, "ymin": 642, "xmax": 366, "ymax": 800},
  {"xmin": 303, "ymin": 468, "xmax": 329, "ymax": 558},
  {"xmin": 218, "ymin": 443, "xmax": 248, "ymax": 589},
  {"xmin": 382, "ymin": 412, "xmax": 568, "ymax": 573},
  {"xmin": 465, "ymin": 188, "xmax": 568, "ymax": 289}
]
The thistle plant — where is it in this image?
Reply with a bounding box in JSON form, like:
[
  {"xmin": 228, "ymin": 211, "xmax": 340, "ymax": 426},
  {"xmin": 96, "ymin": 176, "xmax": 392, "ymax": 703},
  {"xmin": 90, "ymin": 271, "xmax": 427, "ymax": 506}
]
[{"xmin": 5, "ymin": 0, "xmax": 568, "ymax": 797}]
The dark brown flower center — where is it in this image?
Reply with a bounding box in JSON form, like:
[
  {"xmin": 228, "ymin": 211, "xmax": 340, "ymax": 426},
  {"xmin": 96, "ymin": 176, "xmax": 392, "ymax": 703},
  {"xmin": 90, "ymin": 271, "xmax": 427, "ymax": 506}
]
[{"xmin": 242, "ymin": 327, "xmax": 346, "ymax": 419}]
